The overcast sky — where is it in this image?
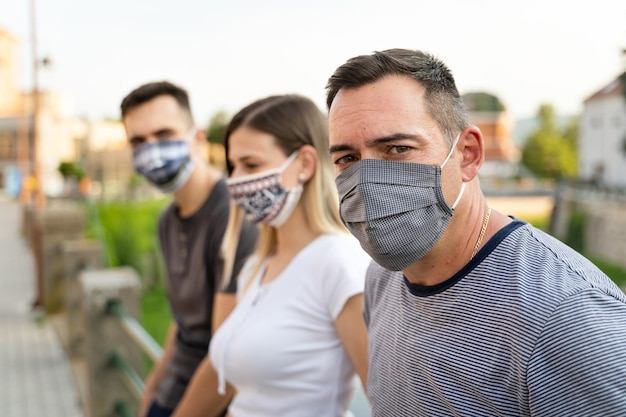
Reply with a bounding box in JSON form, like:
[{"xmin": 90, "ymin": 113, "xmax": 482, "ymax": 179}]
[{"xmin": 2, "ymin": 0, "xmax": 625, "ymax": 125}]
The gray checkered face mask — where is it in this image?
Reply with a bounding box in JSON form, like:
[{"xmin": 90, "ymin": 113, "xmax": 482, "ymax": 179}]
[
  {"xmin": 335, "ymin": 134, "xmax": 465, "ymax": 271},
  {"xmin": 132, "ymin": 133, "xmax": 195, "ymax": 193}
]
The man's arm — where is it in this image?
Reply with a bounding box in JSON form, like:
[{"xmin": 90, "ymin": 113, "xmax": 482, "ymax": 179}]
[
  {"xmin": 171, "ymin": 293, "xmax": 237, "ymax": 417},
  {"xmin": 170, "ymin": 356, "xmax": 235, "ymax": 417},
  {"xmin": 140, "ymin": 322, "xmax": 177, "ymax": 417}
]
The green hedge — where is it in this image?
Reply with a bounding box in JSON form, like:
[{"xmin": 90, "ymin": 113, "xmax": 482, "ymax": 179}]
[
  {"xmin": 83, "ymin": 198, "xmax": 173, "ymax": 346},
  {"xmin": 85, "ymin": 198, "xmax": 169, "ymax": 287}
]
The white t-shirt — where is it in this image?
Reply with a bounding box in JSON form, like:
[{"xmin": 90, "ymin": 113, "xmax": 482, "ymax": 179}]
[{"xmin": 209, "ymin": 233, "xmax": 370, "ymax": 417}]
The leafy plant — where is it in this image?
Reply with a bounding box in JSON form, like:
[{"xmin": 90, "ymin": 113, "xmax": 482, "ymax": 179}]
[
  {"xmin": 462, "ymin": 92, "xmax": 506, "ymax": 112},
  {"xmin": 141, "ymin": 285, "xmax": 172, "ymax": 346},
  {"xmin": 84, "ymin": 198, "xmax": 169, "ymax": 288},
  {"xmin": 206, "ymin": 110, "xmax": 230, "ymax": 145},
  {"xmin": 58, "ymin": 161, "xmax": 86, "ymax": 181},
  {"xmin": 521, "ymin": 104, "xmax": 578, "ymax": 179}
]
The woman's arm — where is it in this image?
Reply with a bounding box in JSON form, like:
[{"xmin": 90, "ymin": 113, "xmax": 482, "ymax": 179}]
[
  {"xmin": 335, "ymin": 293, "xmax": 369, "ymax": 391},
  {"xmin": 171, "ymin": 357, "xmax": 235, "ymax": 417}
]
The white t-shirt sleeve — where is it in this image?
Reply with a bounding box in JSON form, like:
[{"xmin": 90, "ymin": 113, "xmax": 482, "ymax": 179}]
[{"xmin": 320, "ymin": 235, "xmax": 371, "ymax": 320}]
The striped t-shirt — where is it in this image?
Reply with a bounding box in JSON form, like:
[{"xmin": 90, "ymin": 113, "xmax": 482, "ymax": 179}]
[{"xmin": 364, "ymin": 220, "xmax": 626, "ymax": 416}]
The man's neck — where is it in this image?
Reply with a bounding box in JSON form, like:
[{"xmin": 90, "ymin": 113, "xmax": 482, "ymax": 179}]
[{"xmin": 174, "ymin": 162, "xmax": 222, "ymax": 218}]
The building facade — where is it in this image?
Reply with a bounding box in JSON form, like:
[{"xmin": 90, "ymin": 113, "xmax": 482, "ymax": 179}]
[
  {"xmin": 462, "ymin": 92, "xmax": 519, "ymax": 179},
  {"xmin": 0, "ymin": 26, "xmax": 135, "ymax": 198},
  {"xmin": 0, "ymin": 28, "xmax": 29, "ymax": 196},
  {"xmin": 580, "ymin": 75, "xmax": 626, "ymax": 188}
]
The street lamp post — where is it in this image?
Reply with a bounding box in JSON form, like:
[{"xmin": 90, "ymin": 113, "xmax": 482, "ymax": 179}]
[
  {"xmin": 29, "ymin": 0, "xmax": 45, "ymax": 309},
  {"xmin": 30, "ymin": 0, "xmax": 45, "ymax": 209}
]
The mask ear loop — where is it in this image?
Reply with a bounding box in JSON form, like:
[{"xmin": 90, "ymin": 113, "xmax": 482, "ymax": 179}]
[
  {"xmin": 278, "ymin": 150, "xmax": 300, "ymax": 171},
  {"xmin": 441, "ymin": 133, "xmax": 461, "ymax": 168},
  {"xmin": 441, "ymin": 133, "xmax": 465, "ymax": 210},
  {"xmin": 188, "ymin": 128, "xmax": 198, "ymax": 139},
  {"xmin": 451, "ymin": 182, "xmax": 466, "ymax": 209}
]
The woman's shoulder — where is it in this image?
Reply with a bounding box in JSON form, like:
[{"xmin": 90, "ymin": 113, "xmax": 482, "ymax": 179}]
[
  {"xmin": 315, "ymin": 233, "xmax": 366, "ymax": 254},
  {"xmin": 306, "ymin": 233, "xmax": 371, "ymax": 275}
]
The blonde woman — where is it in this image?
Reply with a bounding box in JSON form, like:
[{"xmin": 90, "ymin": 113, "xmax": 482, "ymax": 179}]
[{"xmin": 208, "ymin": 94, "xmax": 370, "ymax": 417}]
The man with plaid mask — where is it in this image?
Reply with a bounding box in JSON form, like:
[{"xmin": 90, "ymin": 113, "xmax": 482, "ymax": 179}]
[
  {"xmin": 122, "ymin": 82, "xmax": 257, "ymax": 417},
  {"xmin": 326, "ymin": 49, "xmax": 626, "ymax": 417}
]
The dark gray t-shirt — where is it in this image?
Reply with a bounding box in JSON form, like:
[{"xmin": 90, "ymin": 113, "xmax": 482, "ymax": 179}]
[{"xmin": 155, "ymin": 178, "xmax": 257, "ymax": 410}]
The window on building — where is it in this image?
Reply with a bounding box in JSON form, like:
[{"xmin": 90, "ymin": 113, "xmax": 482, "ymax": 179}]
[
  {"xmin": 613, "ymin": 115, "xmax": 622, "ymax": 129},
  {"xmin": 590, "ymin": 116, "xmax": 602, "ymax": 129},
  {"xmin": 0, "ymin": 131, "xmax": 16, "ymax": 160}
]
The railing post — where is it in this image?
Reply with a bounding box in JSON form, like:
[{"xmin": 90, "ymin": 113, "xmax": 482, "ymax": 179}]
[
  {"xmin": 38, "ymin": 201, "xmax": 86, "ymax": 312},
  {"xmin": 81, "ymin": 267, "xmax": 142, "ymax": 417},
  {"xmin": 62, "ymin": 239, "xmax": 103, "ymax": 358}
]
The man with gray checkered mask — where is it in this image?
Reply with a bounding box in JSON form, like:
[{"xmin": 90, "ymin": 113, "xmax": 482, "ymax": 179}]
[
  {"xmin": 326, "ymin": 48, "xmax": 626, "ymax": 417},
  {"xmin": 122, "ymin": 82, "xmax": 257, "ymax": 417}
]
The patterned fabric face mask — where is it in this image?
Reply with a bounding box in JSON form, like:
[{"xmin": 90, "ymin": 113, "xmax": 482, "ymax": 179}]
[
  {"xmin": 335, "ymin": 134, "xmax": 465, "ymax": 271},
  {"xmin": 132, "ymin": 135, "xmax": 195, "ymax": 193},
  {"xmin": 226, "ymin": 151, "xmax": 302, "ymax": 227}
]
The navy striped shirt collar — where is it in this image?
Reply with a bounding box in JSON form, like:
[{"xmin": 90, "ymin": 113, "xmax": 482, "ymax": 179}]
[{"xmin": 404, "ymin": 219, "xmax": 526, "ymax": 297}]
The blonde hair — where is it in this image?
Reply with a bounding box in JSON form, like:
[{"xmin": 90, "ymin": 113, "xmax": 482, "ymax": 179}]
[{"xmin": 220, "ymin": 95, "xmax": 345, "ymax": 291}]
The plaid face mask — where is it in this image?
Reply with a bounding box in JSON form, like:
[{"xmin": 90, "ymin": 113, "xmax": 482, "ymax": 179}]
[
  {"xmin": 226, "ymin": 151, "xmax": 302, "ymax": 227},
  {"xmin": 335, "ymin": 135, "xmax": 464, "ymax": 271},
  {"xmin": 132, "ymin": 138, "xmax": 194, "ymax": 193}
]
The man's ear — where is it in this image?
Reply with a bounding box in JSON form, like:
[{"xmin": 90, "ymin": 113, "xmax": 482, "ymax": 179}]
[
  {"xmin": 189, "ymin": 128, "xmax": 208, "ymax": 160},
  {"xmin": 297, "ymin": 144, "xmax": 318, "ymax": 183},
  {"xmin": 459, "ymin": 126, "xmax": 484, "ymax": 182},
  {"xmin": 193, "ymin": 129, "xmax": 207, "ymax": 144}
]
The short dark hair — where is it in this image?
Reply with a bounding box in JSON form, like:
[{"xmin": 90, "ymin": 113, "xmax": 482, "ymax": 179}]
[
  {"xmin": 326, "ymin": 48, "xmax": 469, "ymax": 145},
  {"xmin": 120, "ymin": 81, "xmax": 193, "ymax": 122}
]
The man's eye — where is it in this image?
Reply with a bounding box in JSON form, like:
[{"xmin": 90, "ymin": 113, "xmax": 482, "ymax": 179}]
[
  {"xmin": 334, "ymin": 155, "xmax": 357, "ymax": 165},
  {"xmin": 390, "ymin": 146, "xmax": 410, "ymax": 154},
  {"xmin": 130, "ymin": 137, "xmax": 145, "ymax": 147}
]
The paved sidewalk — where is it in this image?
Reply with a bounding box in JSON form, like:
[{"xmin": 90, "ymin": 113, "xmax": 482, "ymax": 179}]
[{"xmin": 0, "ymin": 195, "xmax": 83, "ymax": 417}]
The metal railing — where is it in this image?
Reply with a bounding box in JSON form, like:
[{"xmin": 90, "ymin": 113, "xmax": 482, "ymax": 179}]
[
  {"xmin": 105, "ymin": 299, "xmax": 162, "ymax": 415},
  {"xmin": 106, "ymin": 299, "xmax": 163, "ymax": 362},
  {"xmin": 103, "ymin": 298, "xmax": 371, "ymax": 417},
  {"xmin": 113, "ymin": 401, "xmax": 134, "ymax": 417}
]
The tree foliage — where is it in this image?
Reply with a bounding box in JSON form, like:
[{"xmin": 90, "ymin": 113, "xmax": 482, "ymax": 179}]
[
  {"xmin": 521, "ymin": 104, "xmax": 578, "ymax": 179},
  {"xmin": 462, "ymin": 92, "xmax": 506, "ymax": 112},
  {"xmin": 58, "ymin": 161, "xmax": 86, "ymax": 180},
  {"xmin": 206, "ymin": 110, "xmax": 230, "ymax": 145}
]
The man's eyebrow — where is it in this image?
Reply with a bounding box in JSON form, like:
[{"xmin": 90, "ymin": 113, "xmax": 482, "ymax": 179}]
[
  {"xmin": 329, "ymin": 133, "xmax": 418, "ymax": 153},
  {"xmin": 329, "ymin": 144, "xmax": 354, "ymax": 154},
  {"xmin": 154, "ymin": 127, "xmax": 176, "ymax": 136},
  {"xmin": 367, "ymin": 133, "xmax": 418, "ymax": 145}
]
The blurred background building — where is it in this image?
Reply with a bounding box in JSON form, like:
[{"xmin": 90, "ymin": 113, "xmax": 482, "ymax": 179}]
[
  {"xmin": 579, "ymin": 73, "xmax": 626, "ymax": 188},
  {"xmin": 0, "ymin": 25, "xmax": 135, "ymax": 200}
]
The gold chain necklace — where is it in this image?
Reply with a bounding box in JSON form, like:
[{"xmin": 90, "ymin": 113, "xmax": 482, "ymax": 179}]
[{"xmin": 471, "ymin": 207, "xmax": 492, "ymax": 259}]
